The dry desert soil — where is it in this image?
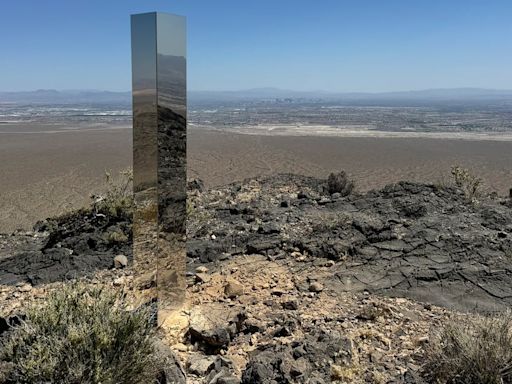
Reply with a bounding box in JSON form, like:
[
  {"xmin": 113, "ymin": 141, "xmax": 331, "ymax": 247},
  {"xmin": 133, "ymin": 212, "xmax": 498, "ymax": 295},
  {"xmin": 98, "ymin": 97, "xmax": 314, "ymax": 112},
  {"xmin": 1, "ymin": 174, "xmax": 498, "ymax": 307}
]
[{"xmin": 1, "ymin": 124, "xmax": 512, "ymax": 232}]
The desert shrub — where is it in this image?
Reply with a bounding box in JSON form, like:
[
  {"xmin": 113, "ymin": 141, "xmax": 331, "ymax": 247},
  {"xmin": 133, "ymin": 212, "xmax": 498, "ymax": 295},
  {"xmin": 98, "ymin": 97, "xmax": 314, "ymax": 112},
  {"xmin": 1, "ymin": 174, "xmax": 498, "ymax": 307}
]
[
  {"xmin": 327, "ymin": 171, "xmax": 354, "ymax": 196},
  {"xmin": 105, "ymin": 230, "xmax": 129, "ymax": 244},
  {"xmin": 450, "ymin": 165, "xmax": 482, "ymax": 201},
  {"xmin": 0, "ymin": 283, "xmax": 160, "ymax": 384},
  {"xmin": 91, "ymin": 167, "xmax": 134, "ymax": 218},
  {"xmin": 424, "ymin": 312, "xmax": 512, "ymax": 384},
  {"xmin": 186, "ymin": 196, "xmax": 211, "ymax": 226}
]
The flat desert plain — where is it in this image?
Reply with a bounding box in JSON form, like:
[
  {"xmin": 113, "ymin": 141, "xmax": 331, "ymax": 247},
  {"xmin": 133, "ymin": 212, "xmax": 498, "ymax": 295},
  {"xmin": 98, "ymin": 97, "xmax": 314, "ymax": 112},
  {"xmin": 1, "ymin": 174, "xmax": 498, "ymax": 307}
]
[
  {"xmin": 188, "ymin": 129, "xmax": 512, "ymax": 193},
  {"xmin": 0, "ymin": 123, "xmax": 132, "ymax": 233},
  {"xmin": 1, "ymin": 123, "xmax": 512, "ymax": 232}
]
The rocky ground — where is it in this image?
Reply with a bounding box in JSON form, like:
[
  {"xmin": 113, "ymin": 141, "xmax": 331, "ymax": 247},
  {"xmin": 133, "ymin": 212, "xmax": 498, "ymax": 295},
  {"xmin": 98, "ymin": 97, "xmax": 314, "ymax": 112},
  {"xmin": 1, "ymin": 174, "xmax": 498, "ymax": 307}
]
[{"xmin": 1, "ymin": 173, "xmax": 512, "ymax": 383}]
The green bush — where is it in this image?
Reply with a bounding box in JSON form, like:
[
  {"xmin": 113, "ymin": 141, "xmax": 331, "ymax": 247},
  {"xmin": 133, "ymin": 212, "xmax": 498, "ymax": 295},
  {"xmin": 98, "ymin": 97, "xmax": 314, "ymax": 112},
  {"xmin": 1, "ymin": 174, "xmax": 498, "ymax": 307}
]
[
  {"xmin": 0, "ymin": 283, "xmax": 160, "ymax": 384},
  {"xmin": 326, "ymin": 171, "xmax": 354, "ymax": 196},
  {"xmin": 424, "ymin": 312, "xmax": 512, "ymax": 384}
]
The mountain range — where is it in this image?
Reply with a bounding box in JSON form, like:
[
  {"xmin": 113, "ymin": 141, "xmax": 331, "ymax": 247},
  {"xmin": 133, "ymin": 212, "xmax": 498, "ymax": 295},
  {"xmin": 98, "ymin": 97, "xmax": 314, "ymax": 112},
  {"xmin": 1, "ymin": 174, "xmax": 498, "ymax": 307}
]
[
  {"xmin": 189, "ymin": 87, "xmax": 512, "ymax": 103},
  {"xmin": 0, "ymin": 89, "xmax": 131, "ymax": 104},
  {"xmin": 2, "ymin": 88, "xmax": 512, "ymax": 105}
]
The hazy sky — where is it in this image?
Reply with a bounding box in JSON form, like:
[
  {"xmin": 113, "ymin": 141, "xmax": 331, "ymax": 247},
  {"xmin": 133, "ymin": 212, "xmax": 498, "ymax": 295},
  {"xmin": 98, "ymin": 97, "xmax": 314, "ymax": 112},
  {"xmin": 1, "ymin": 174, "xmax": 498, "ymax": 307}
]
[{"xmin": 1, "ymin": 0, "xmax": 511, "ymax": 92}]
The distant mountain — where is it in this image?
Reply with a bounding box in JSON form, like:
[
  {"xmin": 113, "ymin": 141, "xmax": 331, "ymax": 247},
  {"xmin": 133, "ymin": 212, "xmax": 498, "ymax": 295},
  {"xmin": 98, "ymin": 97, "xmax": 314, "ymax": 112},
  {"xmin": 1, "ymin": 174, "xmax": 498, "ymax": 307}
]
[
  {"xmin": 189, "ymin": 87, "xmax": 329, "ymax": 102},
  {"xmin": 189, "ymin": 87, "xmax": 512, "ymax": 103},
  {"xmin": 0, "ymin": 90, "xmax": 131, "ymax": 104},
  {"xmin": 3, "ymin": 87, "xmax": 512, "ymax": 106}
]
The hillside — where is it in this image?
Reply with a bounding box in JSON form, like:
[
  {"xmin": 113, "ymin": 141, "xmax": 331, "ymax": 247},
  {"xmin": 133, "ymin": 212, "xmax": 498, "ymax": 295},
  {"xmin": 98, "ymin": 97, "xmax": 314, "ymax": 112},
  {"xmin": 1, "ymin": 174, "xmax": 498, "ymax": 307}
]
[{"xmin": 1, "ymin": 173, "xmax": 512, "ymax": 383}]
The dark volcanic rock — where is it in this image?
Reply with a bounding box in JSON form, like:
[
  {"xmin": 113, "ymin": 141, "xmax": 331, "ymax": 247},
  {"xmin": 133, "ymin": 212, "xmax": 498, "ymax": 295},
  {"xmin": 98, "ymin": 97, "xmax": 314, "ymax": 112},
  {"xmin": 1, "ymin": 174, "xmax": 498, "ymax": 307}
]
[
  {"xmin": 187, "ymin": 174, "xmax": 512, "ymax": 312},
  {"xmin": 154, "ymin": 339, "xmax": 187, "ymax": 384},
  {"xmin": 1, "ymin": 173, "xmax": 512, "ymax": 312},
  {"xmin": 0, "ymin": 208, "xmax": 132, "ymax": 285},
  {"xmin": 188, "ymin": 308, "xmax": 245, "ymax": 353},
  {"xmin": 241, "ymin": 330, "xmax": 353, "ymax": 384}
]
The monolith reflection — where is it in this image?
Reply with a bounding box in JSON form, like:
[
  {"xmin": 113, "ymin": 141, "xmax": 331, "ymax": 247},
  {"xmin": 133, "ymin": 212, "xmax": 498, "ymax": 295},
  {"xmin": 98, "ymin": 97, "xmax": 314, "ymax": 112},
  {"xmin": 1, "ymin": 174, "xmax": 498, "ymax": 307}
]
[{"xmin": 131, "ymin": 12, "xmax": 186, "ymax": 323}]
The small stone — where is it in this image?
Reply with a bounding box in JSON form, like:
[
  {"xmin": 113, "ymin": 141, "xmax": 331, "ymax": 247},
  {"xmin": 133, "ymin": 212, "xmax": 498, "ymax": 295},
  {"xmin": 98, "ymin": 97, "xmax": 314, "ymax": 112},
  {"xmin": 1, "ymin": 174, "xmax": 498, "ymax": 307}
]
[
  {"xmin": 195, "ymin": 273, "xmax": 211, "ymax": 283},
  {"xmin": 357, "ymin": 306, "xmax": 380, "ymax": 321},
  {"xmin": 113, "ymin": 276, "xmax": 125, "ymax": 287},
  {"xmin": 274, "ymin": 326, "xmax": 293, "ymax": 337},
  {"xmin": 290, "ymin": 358, "xmax": 309, "ymax": 377},
  {"xmin": 188, "ymin": 354, "xmax": 216, "ymax": 376},
  {"xmin": 18, "ymin": 284, "xmax": 32, "ymax": 292},
  {"xmin": 135, "ymin": 271, "xmax": 156, "ymax": 289},
  {"xmin": 113, "ymin": 254, "xmax": 128, "ymax": 269},
  {"xmin": 244, "ymin": 318, "xmax": 265, "ymax": 333},
  {"xmin": 211, "ymin": 234, "xmax": 217, "ymax": 240},
  {"xmin": 370, "ymin": 350, "xmax": 384, "ymax": 363},
  {"xmin": 271, "ymin": 289, "xmax": 285, "ymax": 296},
  {"xmin": 415, "ymin": 336, "xmax": 429, "ymax": 346},
  {"xmin": 297, "ymin": 191, "xmax": 309, "ymax": 199},
  {"xmin": 282, "ymin": 300, "xmax": 299, "ymax": 310},
  {"xmin": 318, "ymin": 197, "xmax": 331, "ymax": 205},
  {"xmin": 217, "ymin": 376, "xmax": 240, "ymax": 384},
  {"xmin": 174, "ymin": 343, "xmax": 188, "ymax": 352},
  {"xmin": 196, "ymin": 266, "xmax": 209, "ymax": 273},
  {"xmin": 225, "ymin": 279, "xmax": 244, "ymax": 298},
  {"xmin": 263, "ymin": 299, "xmax": 275, "ymax": 307},
  {"xmin": 308, "ymin": 282, "xmax": 324, "ymax": 292}
]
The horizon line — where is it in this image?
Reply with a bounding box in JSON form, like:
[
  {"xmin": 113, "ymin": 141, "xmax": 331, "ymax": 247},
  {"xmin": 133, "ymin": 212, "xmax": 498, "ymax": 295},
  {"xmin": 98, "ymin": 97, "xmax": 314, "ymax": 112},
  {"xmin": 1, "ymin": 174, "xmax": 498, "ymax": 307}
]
[{"xmin": 2, "ymin": 86, "xmax": 512, "ymax": 94}]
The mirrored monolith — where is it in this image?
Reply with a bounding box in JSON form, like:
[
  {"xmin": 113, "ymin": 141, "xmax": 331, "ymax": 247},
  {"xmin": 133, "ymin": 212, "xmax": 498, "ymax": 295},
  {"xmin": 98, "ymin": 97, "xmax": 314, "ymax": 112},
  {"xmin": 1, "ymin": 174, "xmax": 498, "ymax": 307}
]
[{"xmin": 131, "ymin": 12, "xmax": 186, "ymax": 323}]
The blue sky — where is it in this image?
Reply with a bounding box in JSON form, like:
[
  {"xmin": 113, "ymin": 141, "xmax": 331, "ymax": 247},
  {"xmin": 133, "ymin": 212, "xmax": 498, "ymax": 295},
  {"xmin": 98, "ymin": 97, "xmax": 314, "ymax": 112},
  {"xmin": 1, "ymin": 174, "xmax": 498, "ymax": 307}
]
[{"xmin": 0, "ymin": 0, "xmax": 511, "ymax": 92}]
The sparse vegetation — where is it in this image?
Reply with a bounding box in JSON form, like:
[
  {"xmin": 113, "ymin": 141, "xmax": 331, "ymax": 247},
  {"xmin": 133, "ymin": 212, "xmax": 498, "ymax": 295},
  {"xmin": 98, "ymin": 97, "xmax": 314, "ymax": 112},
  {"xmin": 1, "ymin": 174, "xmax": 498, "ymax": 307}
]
[
  {"xmin": 311, "ymin": 211, "xmax": 351, "ymax": 232},
  {"xmin": 105, "ymin": 230, "xmax": 129, "ymax": 244},
  {"xmin": 330, "ymin": 363, "xmax": 361, "ymax": 383},
  {"xmin": 91, "ymin": 167, "xmax": 134, "ymax": 218},
  {"xmin": 0, "ymin": 283, "xmax": 160, "ymax": 384},
  {"xmin": 450, "ymin": 165, "xmax": 483, "ymax": 201},
  {"xmin": 326, "ymin": 171, "xmax": 355, "ymax": 196},
  {"xmin": 433, "ymin": 173, "xmax": 452, "ymax": 192},
  {"xmin": 424, "ymin": 312, "xmax": 512, "ymax": 384},
  {"xmin": 186, "ymin": 195, "xmax": 211, "ymax": 226}
]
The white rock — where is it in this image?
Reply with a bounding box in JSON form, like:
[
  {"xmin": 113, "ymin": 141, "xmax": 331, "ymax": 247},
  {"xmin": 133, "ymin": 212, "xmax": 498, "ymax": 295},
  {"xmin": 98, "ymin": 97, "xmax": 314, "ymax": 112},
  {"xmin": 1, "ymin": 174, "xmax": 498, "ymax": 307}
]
[{"xmin": 113, "ymin": 254, "xmax": 128, "ymax": 269}]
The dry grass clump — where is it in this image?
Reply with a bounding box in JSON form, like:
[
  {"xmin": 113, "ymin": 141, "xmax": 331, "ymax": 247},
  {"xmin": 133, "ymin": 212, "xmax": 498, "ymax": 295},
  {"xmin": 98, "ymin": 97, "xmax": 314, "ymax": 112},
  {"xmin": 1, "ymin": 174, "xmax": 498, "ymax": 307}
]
[
  {"xmin": 327, "ymin": 171, "xmax": 355, "ymax": 196},
  {"xmin": 91, "ymin": 167, "xmax": 134, "ymax": 218},
  {"xmin": 450, "ymin": 165, "xmax": 483, "ymax": 201},
  {"xmin": 424, "ymin": 312, "xmax": 512, "ymax": 384},
  {"xmin": 0, "ymin": 283, "xmax": 160, "ymax": 384}
]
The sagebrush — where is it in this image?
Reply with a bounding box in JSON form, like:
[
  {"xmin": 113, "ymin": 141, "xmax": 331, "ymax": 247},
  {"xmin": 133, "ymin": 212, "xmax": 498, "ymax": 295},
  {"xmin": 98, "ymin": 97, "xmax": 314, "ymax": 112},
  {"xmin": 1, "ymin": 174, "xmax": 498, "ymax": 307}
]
[
  {"xmin": 0, "ymin": 283, "xmax": 160, "ymax": 384},
  {"xmin": 424, "ymin": 312, "xmax": 512, "ymax": 384}
]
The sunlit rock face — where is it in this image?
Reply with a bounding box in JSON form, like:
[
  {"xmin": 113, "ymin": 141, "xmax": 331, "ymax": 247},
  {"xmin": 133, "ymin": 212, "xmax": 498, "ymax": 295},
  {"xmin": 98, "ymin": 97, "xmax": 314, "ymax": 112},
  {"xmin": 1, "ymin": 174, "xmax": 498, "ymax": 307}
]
[{"xmin": 131, "ymin": 12, "xmax": 187, "ymax": 322}]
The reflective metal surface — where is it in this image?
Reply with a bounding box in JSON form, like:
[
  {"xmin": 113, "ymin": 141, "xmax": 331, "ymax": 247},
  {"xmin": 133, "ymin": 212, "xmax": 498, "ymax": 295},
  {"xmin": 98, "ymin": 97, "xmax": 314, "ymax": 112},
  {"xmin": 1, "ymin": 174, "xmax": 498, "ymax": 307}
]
[{"xmin": 131, "ymin": 12, "xmax": 186, "ymax": 322}]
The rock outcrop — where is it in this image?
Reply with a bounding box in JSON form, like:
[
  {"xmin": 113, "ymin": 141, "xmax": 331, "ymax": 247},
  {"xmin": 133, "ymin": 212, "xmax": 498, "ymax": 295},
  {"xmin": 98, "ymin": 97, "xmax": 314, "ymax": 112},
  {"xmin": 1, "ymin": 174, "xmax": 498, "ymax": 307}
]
[
  {"xmin": 1, "ymin": 173, "xmax": 512, "ymax": 383},
  {"xmin": 187, "ymin": 174, "xmax": 512, "ymax": 312}
]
